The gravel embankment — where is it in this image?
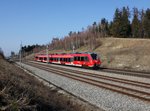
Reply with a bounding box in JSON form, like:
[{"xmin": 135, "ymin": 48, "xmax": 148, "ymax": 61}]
[
  {"xmin": 19, "ymin": 62, "xmax": 150, "ymax": 111},
  {"xmin": 33, "ymin": 61, "xmax": 150, "ymax": 84}
]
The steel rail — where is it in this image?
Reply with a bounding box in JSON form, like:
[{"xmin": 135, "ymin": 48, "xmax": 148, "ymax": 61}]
[
  {"xmin": 24, "ymin": 62, "xmax": 150, "ymax": 102},
  {"xmin": 28, "ymin": 61, "xmax": 150, "ymax": 88},
  {"xmin": 100, "ymin": 68, "xmax": 150, "ymax": 78},
  {"xmin": 28, "ymin": 60, "xmax": 150, "ymax": 78}
]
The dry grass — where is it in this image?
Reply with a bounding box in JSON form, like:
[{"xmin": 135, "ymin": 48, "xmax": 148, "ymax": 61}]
[
  {"xmin": 0, "ymin": 57, "xmax": 101, "ymax": 111},
  {"xmin": 25, "ymin": 37, "xmax": 150, "ymax": 71},
  {"xmin": 95, "ymin": 38, "xmax": 150, "ymax": 71}
]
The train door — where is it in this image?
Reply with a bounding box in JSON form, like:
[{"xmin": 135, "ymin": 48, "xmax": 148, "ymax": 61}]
[
  {"xmin": 39, "ymin": 57, "xmax": 43, "ymax": 62},
  {"xmin": 43, "ymin": 57, "xmax": 47, "ymax": 63},
  {"xmin": 70, "ymin": 57, "xmax": 74, "ymax": 65},
  {"xmin": 73, "ymin": 56, "xmax": 82, "ymax": 67},
  {"xmin": 81, "ymin": 56, "xmax": 89, "ymax": 67}
]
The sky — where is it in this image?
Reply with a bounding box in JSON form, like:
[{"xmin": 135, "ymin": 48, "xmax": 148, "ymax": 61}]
[{"xmin": 0, "ymin": 0, "xmax": 149, "ymax": 56}]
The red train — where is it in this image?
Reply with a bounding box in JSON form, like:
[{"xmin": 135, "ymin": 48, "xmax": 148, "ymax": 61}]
[{"xmin": 34, "ymin": 52, "xmax": 101, "ymax": 69}]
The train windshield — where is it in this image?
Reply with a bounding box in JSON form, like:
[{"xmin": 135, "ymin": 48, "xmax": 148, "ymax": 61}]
[{"xmin": 91, "ymin": 53, "xmax": 98, "ymax": 60}]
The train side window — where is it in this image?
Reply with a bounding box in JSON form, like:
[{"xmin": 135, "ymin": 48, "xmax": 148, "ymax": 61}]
[
  {"xmin": 74, "ymin": 57, "xmax": 77, "ymax": 61},
  {"xmin": 68, "ymin": 58, "xmax": 71, "ymax": 62},
  {"xmin": 44, "ymin": 57, "xmax": 47, "ymax": 60},
  {"xmin": 76, "ymin": 57, "xmax": 78, "ymax": 61},
  {"xmin": 77, "ymin": 57, "xmax": 80, "ymax": 61},
  {"xmin": 81, "ymin": 57, "xmax": 84, "ymax": 61},
  {"xmin": 85, "ymin": 57, "xmax": 89, "ymax": 61},
  {"xmin": 66, "ymin": 58, "xmax": 68, "ymax": 62},
  {"xmin": 71, "ymin": 58, "xmax": 73, "ymax": 62}
]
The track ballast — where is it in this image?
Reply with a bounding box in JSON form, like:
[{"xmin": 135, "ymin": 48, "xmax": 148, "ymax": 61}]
[{"xmin": 23, "ymin": 61, "xmax": 150, "ymax": 102}]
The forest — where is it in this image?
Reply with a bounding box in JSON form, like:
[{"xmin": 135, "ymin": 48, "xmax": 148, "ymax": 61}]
[
  {"xmin": 49, "ymin": 7, "xmax": 150, "ymax": 51},
  {"xmin": 21, "ymin": 7, "xmax": 150, "ymax": 54}
]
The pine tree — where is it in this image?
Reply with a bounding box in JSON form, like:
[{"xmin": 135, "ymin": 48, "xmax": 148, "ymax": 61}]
[
  {"xmin": 139, "ymin": 9, "xmax": 145, "ymax": 38},
  {"xmin": 0, "ymin": 47, "xmax": 4, "ymax": 58},
  {"xmin": 92, "ymin": 21, "xmax": 97, "ymax": 34},
  {"xmin": 119, "ymin": 7, "xmax": 131, "ymax": 37},
  {"xmin": 109, "ymin": 21, "xmax": 113, "ymax": 36},
  {"xmin": 111, "ymin": 7, "xmax": 131, "ymax": 38},
  {"xmin": 111, "ymin": 8, "xmax": 122, "ymax": 37},
  {"xmin": 100, "ymin": 18, "xmax": 109, "ymax": 37},
  {"xmin": 131, "ymin": 8, "xmax": 140, "ymax": 38},
  {"xmin": 143, "ymin": 8, "xmax": 150, "ymax": 38}
]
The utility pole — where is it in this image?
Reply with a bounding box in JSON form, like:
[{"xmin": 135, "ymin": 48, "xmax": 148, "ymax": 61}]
[
  {"xmin": 73, "ymin": 45, "xmax": 75, "ymax": 53},
  {"xmin": 71, "ymin": 41, "xmax": 75, "ymax": 53},
  {"xmin": 46, "ymin": 45, "xmax": 49, "ymax": 64},
  {"xmin": 20, "ymin": 42, "xmax": 22, "ymax": 66}
]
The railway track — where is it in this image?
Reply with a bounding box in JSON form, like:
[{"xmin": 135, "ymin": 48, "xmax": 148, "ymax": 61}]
[
  {"xmin": 100, "ymin": 67, "xmax": 150, "ymax": 78},
  {"xmin": 23, "ymin": 61, "xmax": 150, "ymax": 102}
]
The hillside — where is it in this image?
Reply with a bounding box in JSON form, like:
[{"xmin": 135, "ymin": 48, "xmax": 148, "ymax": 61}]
[
  {"xmin": 95, "ymin": 38, "xmax": 150, "ymax": 71},
  {"xmin": 26, "ymin": 37, "xmax": 150, "ymax": 72},
  {"xmin": 0, "ymin": 57, "xmax": 100, "ymax": 111},
  {"xmin": 74, "ymin": 37, "xmax": 150, "ymax": 71}
]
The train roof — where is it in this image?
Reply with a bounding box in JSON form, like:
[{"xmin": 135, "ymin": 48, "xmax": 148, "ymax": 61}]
[
  {"xmin": 35, "ymin": 52, "xmax": 98, "ymax": 58},
  {"xmin": 70, "ymin": 52, "xmax": 97, "ymax": 54}
]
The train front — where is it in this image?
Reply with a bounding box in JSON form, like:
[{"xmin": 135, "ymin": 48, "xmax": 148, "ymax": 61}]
[{"xmin": 90, "ymin": 53, "xmax": 101, "ymax": 68}]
